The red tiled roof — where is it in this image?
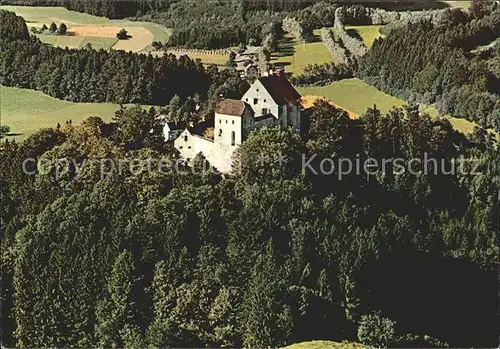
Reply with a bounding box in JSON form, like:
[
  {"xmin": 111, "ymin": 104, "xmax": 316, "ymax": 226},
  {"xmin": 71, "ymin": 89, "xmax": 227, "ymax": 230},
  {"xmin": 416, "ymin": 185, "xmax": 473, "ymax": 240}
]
[
  {"xmin": 258, "ymin": 72, "xmax": 301, "ymax": 105},
  {"xmin": 216, "ymin": 99, "xmax": 251, "ymax": 116}
]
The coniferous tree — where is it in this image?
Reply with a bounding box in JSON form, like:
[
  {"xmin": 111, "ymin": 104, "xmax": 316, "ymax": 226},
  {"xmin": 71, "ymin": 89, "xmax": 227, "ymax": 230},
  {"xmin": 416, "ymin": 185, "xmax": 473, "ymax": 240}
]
[{"xmin": 96, "ymin": 250, "xmax": 141, "ymax": 348}]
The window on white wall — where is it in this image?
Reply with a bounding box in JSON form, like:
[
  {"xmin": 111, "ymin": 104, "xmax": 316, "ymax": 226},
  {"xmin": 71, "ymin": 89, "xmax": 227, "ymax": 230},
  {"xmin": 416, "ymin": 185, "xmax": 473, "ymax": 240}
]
[
  {"xmin": 262, "ymin": 108, "xmax": 268, "ymax": 114},
  {"xmin": 218, "ymin": 129, "xmax": 222, "ymax": 136},
  {"xmin": 253, "ymin": 98, "xmax": 258, "ymax": 105},
  {"xmin": 184, "ymin": 135, "xmax": 188, "ymax": 142},
  {"xmin": 231, "ymin": 131, "xmax": 235, "ymax": 146}
]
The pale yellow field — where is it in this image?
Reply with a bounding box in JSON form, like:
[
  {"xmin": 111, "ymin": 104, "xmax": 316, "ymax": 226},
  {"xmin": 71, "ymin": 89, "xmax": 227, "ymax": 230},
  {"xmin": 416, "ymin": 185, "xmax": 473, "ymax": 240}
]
[
  {"xmin": 1, "ymin": 5, "xmax": 171, "ymax": 52},
  {"xmin": 71, "ymin": 26, "xmax": 153, "ymax": 52},
  {"xmin": 301, "ymin": 94, "xmax": 360, "ymax": 119}
]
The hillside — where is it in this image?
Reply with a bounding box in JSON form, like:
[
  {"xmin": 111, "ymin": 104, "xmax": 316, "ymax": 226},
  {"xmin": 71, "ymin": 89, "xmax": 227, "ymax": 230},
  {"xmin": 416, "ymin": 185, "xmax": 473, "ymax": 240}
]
[{"xmin": 1, "ymin": 85, "xmax": 118, "ymax": 141}]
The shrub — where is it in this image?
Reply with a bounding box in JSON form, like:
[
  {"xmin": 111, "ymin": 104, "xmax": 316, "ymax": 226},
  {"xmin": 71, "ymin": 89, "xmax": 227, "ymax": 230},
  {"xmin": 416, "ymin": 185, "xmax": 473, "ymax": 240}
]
[
  {"xmin": 116, "ymin": 28, "xmax": 128, "ymax": 40},
  {"xmin": 58, "ymin": 23, "xmax": 67, "ymax": 35},
  {"xmin": 0, "ymin": 125, "xmax": 11, "ymax": 137},
  {"xmin": 49, "ymin": 22, "xmax": 57, "ymax": 33},
  {"xmin": 357, "ymin": 312, "xmax": 397, "ymax": 348}
]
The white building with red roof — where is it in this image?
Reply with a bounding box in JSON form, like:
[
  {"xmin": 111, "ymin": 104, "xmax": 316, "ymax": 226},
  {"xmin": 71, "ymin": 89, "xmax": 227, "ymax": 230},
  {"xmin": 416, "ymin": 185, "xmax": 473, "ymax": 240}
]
[{"xmin": 173, "ymin": 69, "xmax": 301, "ymax": 173}]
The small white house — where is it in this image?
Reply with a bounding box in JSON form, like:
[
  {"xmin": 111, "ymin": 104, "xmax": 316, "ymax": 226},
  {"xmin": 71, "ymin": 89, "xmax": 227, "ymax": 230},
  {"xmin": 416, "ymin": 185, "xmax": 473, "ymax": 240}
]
[{"xmin": 163, "ymin": 121, "xmax": 185, "ymax": 141}]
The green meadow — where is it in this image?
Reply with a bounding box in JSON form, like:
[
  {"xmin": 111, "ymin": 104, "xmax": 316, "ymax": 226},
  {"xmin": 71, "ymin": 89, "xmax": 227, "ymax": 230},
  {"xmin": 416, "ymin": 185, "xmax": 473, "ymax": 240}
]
[
  {"xmin": 298, "ymin": 78, "xmax": 489, "ymax": 136},
  {"xmin": 1, "ymin": 86, "xmax": 120, "ymax": 141},
  {"xmin": 273, "ymin": 25, "xmax": 383, "ymax": 76}
]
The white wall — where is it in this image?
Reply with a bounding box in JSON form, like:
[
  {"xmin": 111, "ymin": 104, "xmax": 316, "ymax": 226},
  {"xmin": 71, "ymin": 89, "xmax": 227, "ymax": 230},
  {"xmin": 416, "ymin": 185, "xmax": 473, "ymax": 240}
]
[
  {"xmin": 241, "ymin": 80, "xmax": 279, "ymax": 117},
  {"xmin": 214, "ymin": 112, "xmax": 244, "ymax": 147},
  {"xmin": 174, "ymin": 128, "xmax": 238, "ymax": 173}
]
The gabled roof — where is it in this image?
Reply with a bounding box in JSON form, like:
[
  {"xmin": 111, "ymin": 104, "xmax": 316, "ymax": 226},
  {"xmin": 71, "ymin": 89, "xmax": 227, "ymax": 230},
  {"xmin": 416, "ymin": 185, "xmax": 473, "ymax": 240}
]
[
  {"xmin": 235, "ymin": 55, "xmax": 253, "ymax": 63},
  {"xmin": 216, "ymin": 99, "xmax": 252, "ymax": 117},
  {"xmin": 242, "ymin": 46, "xmax": 261, "ymax": 55},
  {"xmin": 166, "ymin": 121, "xmax": 187, "ymax": 130},
  {"xmin": 258, "ymin": 73, "xmax": 301, "ymax": 106}
]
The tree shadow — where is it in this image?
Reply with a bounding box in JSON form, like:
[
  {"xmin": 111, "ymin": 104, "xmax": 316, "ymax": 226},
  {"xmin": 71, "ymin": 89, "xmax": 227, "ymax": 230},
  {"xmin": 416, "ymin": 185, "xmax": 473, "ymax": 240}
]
[
  {"xmin": 346, "ymin": 29, "xmax": 363, "ymax": 42},
  {"xmin": 357, "ymin": 250, "xmax": 498, "ymax": 347},
  {"xmin": 276, "ymin": 36, "xmax": 296, "ymax": 57},
  {"xmin": 273, "ymin": 61, "xmax": 291, "ymax": 68}
]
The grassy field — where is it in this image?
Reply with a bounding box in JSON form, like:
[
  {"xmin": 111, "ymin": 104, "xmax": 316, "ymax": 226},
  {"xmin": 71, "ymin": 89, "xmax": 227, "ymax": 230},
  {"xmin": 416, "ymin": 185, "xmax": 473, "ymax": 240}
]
[
  {"xmin": 273, "ymin": 26, "xmax": 382, "ymax": 76},
  {"xmin": 179, "ymin": 53, "xmax": 229, "ymax": 66},
  {"xmin": 298, "ymin": 78, "xmax": 405, "ymax": 115},
  {"xmin": 344, "ymin": 25, "xmax": 383, "ymax": 48},
  {"xmin": 273, "ymin": 32, "xmax": 340, "ymax": 76},
  {"xmin": 444, "ymin": 1, "xmax": 471, "ymax": 9},
  {"xmin": 1, "ymin": 86, "xmax": 120, "ymax": 141},
  {"xmin": 1, "ymin": 5, "xmax": 171, "ymax": 52},
  {"xmin": 35, "ymin": 33, "xmax": 118, "ymax": 50},
  {"xmin": 282, "ymin": 340, "xmax": 364, "ymax": 349},
  {"xmin": 298, "ymin": 78, "xmax": 490, "ymax": 136}
]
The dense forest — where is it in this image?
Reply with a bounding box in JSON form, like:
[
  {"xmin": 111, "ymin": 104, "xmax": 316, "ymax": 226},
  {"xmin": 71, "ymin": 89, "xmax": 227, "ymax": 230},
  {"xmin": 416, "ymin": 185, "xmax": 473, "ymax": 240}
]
[
  {"xmin": 1, "ymin": 97, "xmax": 498, "ymax": 347},
  {"xmin": 358, "ymin": 2, "xmax": 500, "ymax": 131},
  {"xmin": 1, "ymin": 2, "xmax": 499, "ymax": 348}
]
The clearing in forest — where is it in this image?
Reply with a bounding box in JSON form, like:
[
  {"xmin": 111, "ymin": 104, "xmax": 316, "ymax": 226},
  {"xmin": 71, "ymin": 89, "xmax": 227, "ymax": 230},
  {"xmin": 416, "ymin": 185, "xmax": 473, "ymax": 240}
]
[
  {"xmin": 1, "ymin": 85, "xmax": 119, "ymax": 141},
  {"xmin": 273, "ymin": 32, "xmax": 339, "ymax": 76},
  {"xmin": 301, "ymin": 94, "xmax": 360, "ymax": 119},
  {"xmin": 298, "ymin": 78, "xmax": 490, "ymax": 136},
  {"xmin": 0, "ymin": 5, "xmax": 171, "ymax": 52},
  {"xmin": 343, "ymin": 25, "xmax": 383, "ymax": 48},
  {"xmin": 273, "ymin": 25, "xmax": 382, "ymax": 76}
]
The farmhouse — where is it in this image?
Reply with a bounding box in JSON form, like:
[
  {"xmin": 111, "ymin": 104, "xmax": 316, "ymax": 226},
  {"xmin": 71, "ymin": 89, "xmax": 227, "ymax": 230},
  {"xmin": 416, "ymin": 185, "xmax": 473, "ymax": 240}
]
[{"xmin": 173, "ymin": 69, "xmax": 301, "ymax": 172}]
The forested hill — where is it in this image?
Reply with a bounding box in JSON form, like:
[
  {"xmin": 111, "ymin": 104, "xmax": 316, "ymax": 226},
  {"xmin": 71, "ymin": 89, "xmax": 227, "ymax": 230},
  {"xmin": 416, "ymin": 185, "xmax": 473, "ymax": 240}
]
[
  {"xmin": 0, "ymin": 10, "xmax": 212, "ymax": 105},
  {"xmin": 1, "ymin": 99, "xmax": 498, "ymax": 347},
  {"xmin": 358, "ymin": 2, "xmax": 500, "ymax": 131}
]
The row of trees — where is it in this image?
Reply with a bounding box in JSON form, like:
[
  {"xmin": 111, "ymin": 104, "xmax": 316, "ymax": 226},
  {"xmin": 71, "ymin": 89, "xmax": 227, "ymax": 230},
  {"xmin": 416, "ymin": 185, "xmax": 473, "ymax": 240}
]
[
  {"xmin": 1, "ymin": 99, "xmax": 498, "ymax": 348},
  {"xmin": 291, "ymin": 62, "xmax": 353, "ymax": 86},
  {"xmin": 321, "ymin": 27, "xmax": 348, "ymax": 63},
  {"xmin": 282, "ymin": 16, "xmax": 313, "ymax": 42},
  {"xmin": 357, "ymin": 3, "xmax": 500, "ymax": 131},
  {"xmin": 334, "ymin": 8, "xmax": 367, "ymax": 57},
  {"xmin": 30, "ymin": 22, "xmax": 67, "ymax": 35}
]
